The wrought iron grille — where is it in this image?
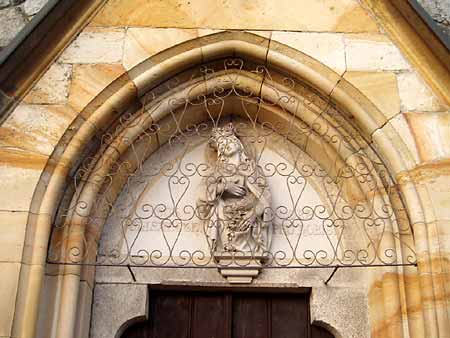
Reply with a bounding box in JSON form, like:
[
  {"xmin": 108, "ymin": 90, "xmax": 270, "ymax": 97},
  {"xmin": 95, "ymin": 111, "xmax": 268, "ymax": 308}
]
[{"xmin": 47, "ymin": 58, "xmax": 417, "ymax": 269}]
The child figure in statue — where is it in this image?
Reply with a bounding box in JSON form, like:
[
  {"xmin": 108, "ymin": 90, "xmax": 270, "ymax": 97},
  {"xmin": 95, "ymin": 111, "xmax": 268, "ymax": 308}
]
[{"xmin": 197, "ymin": 123, "xmax": 272, "ymax": 256}]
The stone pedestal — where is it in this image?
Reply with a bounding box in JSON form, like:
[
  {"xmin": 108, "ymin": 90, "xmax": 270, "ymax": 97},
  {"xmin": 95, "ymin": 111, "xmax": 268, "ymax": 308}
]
[{"xmin": 214, "ymin": 253, "xmax": 266, "ymax": 284}]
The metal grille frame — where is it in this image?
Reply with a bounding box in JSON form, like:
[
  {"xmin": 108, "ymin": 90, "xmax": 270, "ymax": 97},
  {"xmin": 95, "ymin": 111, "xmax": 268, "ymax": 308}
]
[{"xmin": 47, "ymin": 58, "xmax": 417, "ymax": 270}]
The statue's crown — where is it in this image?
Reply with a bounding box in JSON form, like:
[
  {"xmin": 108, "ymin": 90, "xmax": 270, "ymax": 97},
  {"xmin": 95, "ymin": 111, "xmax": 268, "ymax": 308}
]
[{"xmin": 210, "ymin": 123, "xmax": 236, "ymax": 144}]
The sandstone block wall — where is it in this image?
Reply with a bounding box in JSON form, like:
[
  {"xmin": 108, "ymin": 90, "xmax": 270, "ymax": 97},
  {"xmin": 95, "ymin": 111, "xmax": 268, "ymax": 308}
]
[{"xmin": 0, "ymin": 1, "xmax": 449, "ymax": 338}]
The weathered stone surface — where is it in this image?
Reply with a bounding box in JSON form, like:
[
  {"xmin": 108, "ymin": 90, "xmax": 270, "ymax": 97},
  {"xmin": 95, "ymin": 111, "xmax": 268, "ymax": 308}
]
[
  {"xmin": 369, "ymin": 113, "xmax": 420, "ymax": 176},
  {"xmin": 90, "ymin": 284, "xmax": 147, "ymax": 338},
  {"xmin": 397, "ymin": 72, "xmax": 446, "ymax": 112},
  {"xmin": 0, "ymin": 149, "xmax": 46, "ymax": 211},
  {"xmin": 389, "ymin": 113, "xmax": 421, "ymax": 164},
  {"xmin": 0, "ymin": 211, "xmax": 28, "ymax": 263},
  {"xmin": 425, "ymin": 173, "xmax": 450, "ymax": 222},
  {"xmin": 21, "ymin": 0, "xmax": 47, "ymax": 16},
  {"xmin": 435, "ymin": 220, "xmax": 450, "ymax": 253},
  {"xmin": 405, "ymin": 111, "xmax": 450, "ymax": 162},
  {"xmin": 123, "ymin": 27, "xmax": 198, "ymax": 70},
  {"xmin": 198, "ymin": 29, "xmax": 271, "ymax": 39},
  {"xmin": 372, "ymin": 120, "xmax": 418, "ymax": 174},
  {"xmin": 267, "ymin": 38, "xmax": 342, "ymax": 98},
  {"xmin": 90, "ymin": 0, "xmax": 379, "ymax": 33},
  {"xmin": 68, "ymin": 64, "xmax": 126, "ymax": 112},
  {"xmin": 417, "ymin": 0, "xmax": 450, "ymax": 37},
  {"xmin": 272, "ymin": 32, "xmax": 346, "ymax": 74},
  {"xmin": 344, "ymin": 34, "xmax": 411, "ymax": 71},
  {"xmin": 343, "ymin": 72, "xmax": 400, "ymax": 119},
  {"xmin": 1, "ymin": 104, "xmax": 77, "ymax": 155},
  {"xmin": 0, "ymin": 7, "xmax": 27, "ymax": 47},
  {"xmin": 60, "ymin": 27, "xmax": 125, "ymax": 64},
  {"xmin": 74, "ymin": 281, "xmax": 92, "ymax": 338},
  {"xmin": 24, "ymin": 63, "xmax": 72, "ymax": 104},
  {"xmin": 35, "ymin": 274, "xmax": 59, "ymax": 338},
  {"xmin": 311, "ymin": 287, "xmax": 370, "ymax": 338},
  {"xmin": 0, "ymin": 262, "xmax": 20, "ymax": 336}
]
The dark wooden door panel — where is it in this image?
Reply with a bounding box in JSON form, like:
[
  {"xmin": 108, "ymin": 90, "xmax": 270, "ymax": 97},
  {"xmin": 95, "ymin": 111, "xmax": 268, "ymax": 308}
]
[
  {"xmin": 121, "ymin": 289, "xmax": 334, "ymax": 338},
  {"xmin": 271, "ymin": 295, "xmax": 309, "ymax": 338},
  {"xmin": 191, "ymin": 293, "xmax": 229, "ymax": 338},
  {"xmin": 151, "ymin": 292, "xmax": 190, "ymax": 338},
  {"xmin": 233, "ymin": 295, "xmax": 268, "ymax": 338}
]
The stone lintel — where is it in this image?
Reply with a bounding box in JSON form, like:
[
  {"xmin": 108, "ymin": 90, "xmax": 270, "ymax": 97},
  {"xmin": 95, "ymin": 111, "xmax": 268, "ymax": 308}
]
[{"xmin": 214, "ymin": 253, "xmax": 265, "ymax": 284}]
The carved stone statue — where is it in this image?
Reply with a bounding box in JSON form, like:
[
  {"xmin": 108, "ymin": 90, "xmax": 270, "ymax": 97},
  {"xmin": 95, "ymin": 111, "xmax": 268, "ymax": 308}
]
[{"xmin": 197, "ymin": 123, "xmax": 272, "ymax": 262}]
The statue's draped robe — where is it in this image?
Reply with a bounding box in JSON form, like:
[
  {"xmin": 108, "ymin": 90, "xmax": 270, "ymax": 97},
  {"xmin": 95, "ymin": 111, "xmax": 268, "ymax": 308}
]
[{"xmin": 197, "ymin": 161, "xmax": 272, "ymax": 255}]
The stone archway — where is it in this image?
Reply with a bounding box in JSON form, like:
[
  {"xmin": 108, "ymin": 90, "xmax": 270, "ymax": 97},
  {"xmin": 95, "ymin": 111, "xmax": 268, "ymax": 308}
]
[{"xmin": 12, "ymin": 31, "xmax": 439, "ymax": 338}]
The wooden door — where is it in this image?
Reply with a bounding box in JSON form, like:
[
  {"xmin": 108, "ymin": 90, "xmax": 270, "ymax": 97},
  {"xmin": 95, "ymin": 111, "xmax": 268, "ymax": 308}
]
[{"xmin": 121, "ymin": 289, "xmax": 333, "ymax": 338}]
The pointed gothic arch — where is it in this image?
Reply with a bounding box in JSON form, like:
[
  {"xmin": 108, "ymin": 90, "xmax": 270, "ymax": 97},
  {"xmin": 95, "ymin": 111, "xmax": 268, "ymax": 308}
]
[{"xmin": 12, "ymin": 31, "xmax": 438, "ymax": 338}]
